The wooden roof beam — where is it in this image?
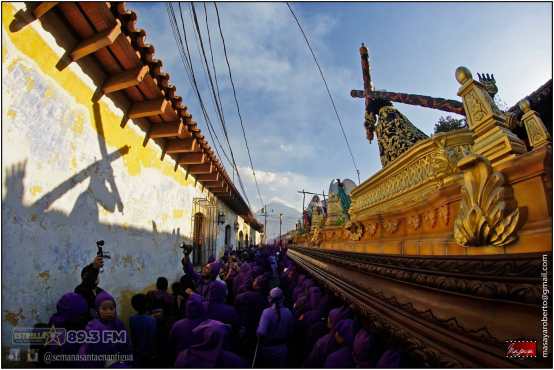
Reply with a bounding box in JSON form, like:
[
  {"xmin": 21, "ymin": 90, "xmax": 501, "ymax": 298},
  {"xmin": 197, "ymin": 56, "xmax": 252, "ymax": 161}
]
[
  {"xmin": 211, "ymin": 188, "xmax": 230, "ymax": 195},
  {"xmin": 102, "ymin": 65, "xmax": 150, "ymax": 94},
  {"xmin": 149, "ymin": 121, "xmax": 190, "ymax": 139},
  {"xmin": 188, "ymin": 162, "xmax": 213, "ymax": 174},
  {"xmin": 128, "ymin": 98, "xmax": 169, "ymax": 119},
  {"xmin": 177, "ymin": 152, "xmax": 205, "ymax": 165},
  {"xmin": 195, "ymin": 173, "xmax": 219, "ymax": 182},
  {"xmin": 205, "ymin": 179, "xmax": 225, "ymax": 189},
  {"xmin": 70, "ymin": 19, "xmax": 122, "ymax": 61},
  {"xmin": 166, "ymin": 138, "xmax": 197, "ymax": 154},
  {"xmin": 33, "ymin": 2, "xmax": 59, "ymax": 19}
]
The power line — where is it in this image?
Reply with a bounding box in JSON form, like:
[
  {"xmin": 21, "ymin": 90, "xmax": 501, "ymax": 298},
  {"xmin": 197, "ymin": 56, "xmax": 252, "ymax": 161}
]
[
  {"xmin": 190, "ymin": 3, "xmax": 251, "ymax": 207},
  {"xmin": 213, "ymin": 2, "xmax": 265, "ymax": 209},
  {"xmin": 286, "ymin": 2, "xmax": 361, "ymax": 185},
  {"xmin": 166, "ymin": 3, "xmax": 232, "ymax": 168},
  {"xmin": 204, "ymin": 3, "xmax": 224, "ymax": 120}
]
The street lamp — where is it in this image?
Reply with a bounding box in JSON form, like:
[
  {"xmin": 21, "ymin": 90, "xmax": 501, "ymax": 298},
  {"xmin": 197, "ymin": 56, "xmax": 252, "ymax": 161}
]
[{"xmin": 217, "ymin": 211, "xmax": 226, "ymax": 225}]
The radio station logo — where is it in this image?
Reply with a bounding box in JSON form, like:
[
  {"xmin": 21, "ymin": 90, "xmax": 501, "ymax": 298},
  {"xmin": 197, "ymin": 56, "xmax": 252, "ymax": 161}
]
[{"xmin": 12, "ymin": 327, "xmax": 65, "ymax": 346}]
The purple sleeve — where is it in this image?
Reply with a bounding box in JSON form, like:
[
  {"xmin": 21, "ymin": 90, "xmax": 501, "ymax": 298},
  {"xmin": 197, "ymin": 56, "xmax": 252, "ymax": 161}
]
[
  {"xmin": 256, "ymin": 309, "xmax": 271, "ymax": 338},
  {"xmin": 182, "ymin": 256, "xmax": 201, "ymax": 281}
]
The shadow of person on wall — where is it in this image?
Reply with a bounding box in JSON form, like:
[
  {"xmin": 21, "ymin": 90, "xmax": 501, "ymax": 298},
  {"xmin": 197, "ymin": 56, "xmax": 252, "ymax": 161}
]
[{"xmin": 69, "ymin": 102, "xmax": 126, "ymax": 221}]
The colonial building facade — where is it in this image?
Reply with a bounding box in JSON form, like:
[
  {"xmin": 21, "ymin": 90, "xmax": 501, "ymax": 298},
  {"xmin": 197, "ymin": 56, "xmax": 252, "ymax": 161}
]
[{"xmin": 2, "ymin": 1, "xmax": 261, "ymax": 343}]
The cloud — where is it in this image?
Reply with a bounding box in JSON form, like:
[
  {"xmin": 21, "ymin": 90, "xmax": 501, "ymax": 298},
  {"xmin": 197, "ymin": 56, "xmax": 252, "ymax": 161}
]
[
  {"xmin": 129, "ymin": 2, "xmax": 552, "ymax": 220},
  {"xmin": 237, "ymin": 165, "xmax": 332, "ymax": 212}
]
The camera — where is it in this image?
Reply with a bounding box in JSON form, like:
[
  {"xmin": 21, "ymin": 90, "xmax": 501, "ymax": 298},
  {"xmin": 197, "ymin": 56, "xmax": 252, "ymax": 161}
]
[
  {"xmin": 180, "ymin": 242, "xmax": 193, "ymax": 256},
  {"xmin": 96, "ymin": 240, "xmax": 110, "ymax": 259}
]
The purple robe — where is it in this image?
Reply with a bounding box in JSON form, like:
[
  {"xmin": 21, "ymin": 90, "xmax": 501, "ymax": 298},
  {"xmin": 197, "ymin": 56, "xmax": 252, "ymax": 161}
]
[
  {"xmin": 293, "ymin": 296, "xmax": 309, "ymax": 319},
  {"xmin": 235, "ymin": 290, "xmax": 267, "ymax": 336},
  {"xmin": 49, "ymin": 292, "xmax": 89, "ymax": 328},
  {"xmin": 169, "ymin": 293, "xmax": 206, "ymax": 355},
  {"xmin": 325, "ymin": 346, "xmax": 355, "ymax": 368},
  {"xmin": 301, "ymin": 287, "xmax": 326, "ymax": 325},
  {"xmin": 232, "ymin": 263, "xmax": 252, "ymax": 297},
  {"xmin": 303, "ymin": 307, "xmax": 352, "ymax": 368},
  {"xmin": 79, "ymin": 291, "xmax": 132, "ymax": 367},
  {"xmin": 353, "ymin": 328, "xmax": 378, "ymax": 367},
  {"xmin": 294, "ymin": 278, "xmax": 316, "ymax": 303},
  {"xmin": 256, "ymin": 304, "xmax": 294, "ymax": 368},
  {"xmin": 182, "ymin": 258, "xmax": 219, "ymax": 299},
  {"xmin": 175, "ymin": 320, "xmax": 246, "ymax": 368},
  {"xmin": 147, "ymin": 289, "xmax": 174, "ymax": 308},
  {"xmin": 47, "ymin": 293, "xmax": 89, "ymax": 366},
  {"xmin": 292, "ymin": 274, "xmax": 306, "ymax": 302},
  {"xmin": 324, "ymin": 319, "xmax": 355, "ymax": 368},
  {"xmin": 298, "ymin": 287, "xmax": 326, "ymax": 352},
  {"xmin": 204, "ymin": 280, "xmax": 239, "ymax": 328},
  {"xmin": 377, "ymin": 350, "xmax": 402, "ymax": 368}
]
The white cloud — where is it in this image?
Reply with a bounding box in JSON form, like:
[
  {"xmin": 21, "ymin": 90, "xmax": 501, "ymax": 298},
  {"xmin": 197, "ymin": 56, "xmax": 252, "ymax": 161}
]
[
  {"xmin": 237, "ymin": 165, "xmax": 331, "ymax": 212},
  {"xmin": 279, "ymin": 144, "xmax": 293, "ymax": 153}
]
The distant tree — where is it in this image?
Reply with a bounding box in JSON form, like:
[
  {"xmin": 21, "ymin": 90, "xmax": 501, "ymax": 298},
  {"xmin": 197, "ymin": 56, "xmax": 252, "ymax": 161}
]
[{"xmin": 434, "ymin": 115, "xmax": 466, "ymax": 134}]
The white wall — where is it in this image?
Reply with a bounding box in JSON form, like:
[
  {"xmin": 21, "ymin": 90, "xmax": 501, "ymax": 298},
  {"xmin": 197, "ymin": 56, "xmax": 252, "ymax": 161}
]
[{"xmin": 0, "ymin": 4, "xmax": 246, "ymax": 342}]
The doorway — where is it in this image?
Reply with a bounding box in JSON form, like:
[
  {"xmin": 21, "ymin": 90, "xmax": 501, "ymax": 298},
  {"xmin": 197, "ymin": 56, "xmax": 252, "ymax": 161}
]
[
  {"xmin": 225, "ymin": 225, "xmax": 231, "ymax": 248},
  {"xmin": 238, "ymin": 230, "xmax": 244, "ymax": 249},
  {"xmin": 193, "ymin": 212, "xmax": 204, "ymax": 265}
]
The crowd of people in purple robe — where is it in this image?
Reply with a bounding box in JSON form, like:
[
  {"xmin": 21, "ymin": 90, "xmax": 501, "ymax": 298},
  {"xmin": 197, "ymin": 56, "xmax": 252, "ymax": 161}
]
[{"xmin": 33, "ymin": 244, "xmax": 410, "ymax": 368}]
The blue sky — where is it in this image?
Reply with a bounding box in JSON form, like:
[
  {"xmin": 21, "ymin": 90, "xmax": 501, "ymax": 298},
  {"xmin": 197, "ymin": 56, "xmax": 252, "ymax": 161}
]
[{"xmin": 129, "ymin": 1, "xmax": 552, "ymax": 213}]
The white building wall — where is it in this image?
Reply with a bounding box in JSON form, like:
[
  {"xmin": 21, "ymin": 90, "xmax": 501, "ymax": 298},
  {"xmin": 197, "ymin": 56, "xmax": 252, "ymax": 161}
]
[{"xmin": 0, "ymin": 3, "xmax": 248, "ymax": 343}]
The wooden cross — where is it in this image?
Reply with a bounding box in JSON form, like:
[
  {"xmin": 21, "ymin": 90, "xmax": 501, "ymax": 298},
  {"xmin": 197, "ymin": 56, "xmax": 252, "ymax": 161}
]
[{"xmin": 351, "ymin": 43, "xmax": 465, "ymax": 116}]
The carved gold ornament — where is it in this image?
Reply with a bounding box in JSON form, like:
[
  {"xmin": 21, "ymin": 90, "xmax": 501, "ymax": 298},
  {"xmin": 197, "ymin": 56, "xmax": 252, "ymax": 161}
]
[
  {"xmin": 423, "ymin": 209, "xmax": 437, "ymax": 228},
  {"xmin": 366, "ymin": 222, "xmax": 378, "ymax": 236},
  {"xmin": 519, "ymin": 99, "xmax": 551, "ymax": 149},
  {"xmin": 453, "ymin": 154, "xmax": 520, "ymax": 247},
  {"xmin": 345, "ymin": 221, "xmax": 364, "ymax": 241},
  {"xmin": 383, "ymin": 219, "xmax": 400, "ymax": 234},
  {"xmin": 408, "ymin": 215, "xmax": 421, "ymax": 230},
  {"xmin": 439, "ymin": 205, "xmax": 449, "ymax": 226},
  {"xmin": 432, "ymin": 136, "xmax": 470, "ymax": 177},
  {"xmin": 349, "ymin": 130, "xmax": 473, "ymax": 217},
  {"xmin": 311, "ymin": 227, "xmax": 322, "ymax": 246},
  {"xmin": 465, "ymin": 91, "xmax": 487, "ymax": 122}
]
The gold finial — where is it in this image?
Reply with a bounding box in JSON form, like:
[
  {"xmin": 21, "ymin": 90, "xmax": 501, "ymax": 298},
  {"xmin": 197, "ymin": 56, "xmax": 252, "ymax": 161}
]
[
  {"xmin": 518, "ymin": 99, "xmax": 531, "ymax": 113},
  {"xmin": 455, "ymin": 66, "xmax": 472, "ymax": 85},
  {"xmin": 360, "ymin": 42, "xmax": 368, "ymax": 56}
]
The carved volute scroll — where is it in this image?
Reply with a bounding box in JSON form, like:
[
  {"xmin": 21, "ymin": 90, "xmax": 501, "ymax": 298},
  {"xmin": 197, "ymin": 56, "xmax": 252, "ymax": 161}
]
[{"xmin": 453, "ymin": 153, "xmax": 520, "ymax": 247}]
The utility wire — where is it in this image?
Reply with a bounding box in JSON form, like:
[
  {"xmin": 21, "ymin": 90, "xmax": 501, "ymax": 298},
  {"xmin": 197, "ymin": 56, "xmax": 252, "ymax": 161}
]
[
  {"xmin": 214, "ymin": 2, "xmax": 265, "ymax": 208},
  {"xmin": 204, "ymin": 3, "xmax": 224, "ymax": 119},
  {"xmin": 190, "ymin": 3, "xmax": 251, "ymax": 207},
  {"xmin": 166, "ymin": 3, "xmax": 232, "ymax": 168},
  {"xmin": 170, "ymin": 3, "xmax": 241, "ymax": 196},
  {"xmin": 286, "ymin": 2, "xmax": 361, "ymax": 184}
]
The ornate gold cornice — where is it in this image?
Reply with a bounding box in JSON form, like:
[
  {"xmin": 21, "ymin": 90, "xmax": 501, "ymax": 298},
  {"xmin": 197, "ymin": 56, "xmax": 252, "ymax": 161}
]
[
  {"xmin": 288, "ymin": 246, "xmax": 549, "ymax": 368},
  {"xmin": 350, "ymin": 130, "xmax": 473, "ymax": 219}
]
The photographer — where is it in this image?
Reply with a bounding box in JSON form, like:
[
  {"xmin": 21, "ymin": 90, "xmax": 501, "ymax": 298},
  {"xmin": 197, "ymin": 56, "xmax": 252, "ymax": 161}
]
[
  {"xmin": 74, "ymin": 255, "xmax": 105, "ymax": 319},
  {"xmin": 181, "ymin": 243, "xmax": 221, "ymax": 300}
]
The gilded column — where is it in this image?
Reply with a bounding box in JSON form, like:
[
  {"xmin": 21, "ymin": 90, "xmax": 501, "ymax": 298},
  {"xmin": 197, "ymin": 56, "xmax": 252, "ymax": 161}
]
[
  {"xmin": 518, "ymin": 98, "xmax": 551, "ymax": 149},
  {"xmin": 455, "ymin": 67, "xmax": 526, "ymax": 165}
]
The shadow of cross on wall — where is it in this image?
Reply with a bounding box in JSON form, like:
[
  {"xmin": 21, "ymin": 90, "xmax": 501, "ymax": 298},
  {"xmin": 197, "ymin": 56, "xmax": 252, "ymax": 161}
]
[{"xmin": 1, "ymin": 99, "xmax": 187, "ymax": 333}]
